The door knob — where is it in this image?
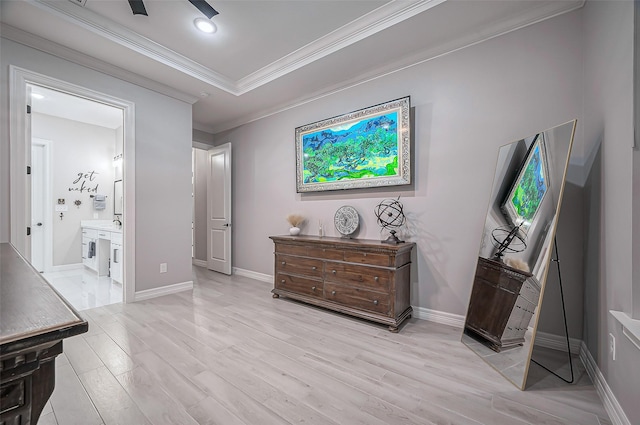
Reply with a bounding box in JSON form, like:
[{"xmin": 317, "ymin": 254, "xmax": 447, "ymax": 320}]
[
  {"xmin": 36, "ymin": 223, "xmax": 43, "ymax": 226},
  {"xmin": 223, "ymin": 223, "xmax": 230, "ymax": 227}
]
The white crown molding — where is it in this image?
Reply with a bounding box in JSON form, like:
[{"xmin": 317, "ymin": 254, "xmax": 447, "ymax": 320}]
[
  {"xmin": 235, "ymin": 0, "xmax": 447, "ymax": 94},
  {"xmin": 29, "ymin": 0, "xmax": 237, "ymax": 94},
  {"xmin": 0, "ymin": 23, "xmax": 200, "ymax": 104},
  {"xmin": 206, "ymin": 0, "xmax": 585, "ymax": 134}
]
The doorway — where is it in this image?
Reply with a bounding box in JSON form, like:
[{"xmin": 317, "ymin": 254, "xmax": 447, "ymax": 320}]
[{"xmin": 10, "ymin": 66, "xmax": 136, "ymax": 305}]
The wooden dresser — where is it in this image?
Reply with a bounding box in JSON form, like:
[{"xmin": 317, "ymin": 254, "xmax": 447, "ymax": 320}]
[
  {"xmin": 464, "ymin": 256, "xmax": 541, "ymax": 352},
  {"xmin": 1, "ymin": 244, "xmax": 88, "ymax": 425},
  {"xmin": 270, "ymin": 235, "xmax": 415, "ymax": 332}
]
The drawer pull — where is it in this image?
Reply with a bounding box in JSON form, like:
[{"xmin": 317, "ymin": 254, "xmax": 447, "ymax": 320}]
[
  {"xmin": 281, "ymin": 261, "xmax": 286, "ymax": 265},
  {"xmin": 281, "ymin": 280, "xmax": 285, "ymax": 284},
  {"xmin": 312, "ymin": 266, "xmax": 317, "ymax": 270},
  {"xmin": 363, "ymin": 253, "xmax": 367, "ymax": 257},
  {"xmin": 311, "ymin": 286, "xmax": 316, "ymax": 291},
  {"xmin": 331, "ymin": 290, "xmax": 336, "ymax": 295},
  {"xmin": 374, "ymin": 276, "xmax": 379, "ymax": 281},
  {"xmin": 332, "ymin": 270, "xmax": 336, "ymax": 274},
  {"xmin": 373, "ymin": 300, "xmax": 379, "ymax": 305}
]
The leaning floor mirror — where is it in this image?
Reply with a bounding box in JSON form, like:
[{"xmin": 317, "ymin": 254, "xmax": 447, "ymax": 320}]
[{"xmin": 461, "ymin": 120, "xmax": 577, "ymax": 389}]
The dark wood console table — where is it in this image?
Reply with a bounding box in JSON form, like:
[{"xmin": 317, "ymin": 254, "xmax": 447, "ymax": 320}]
[
  {"xmin": 1, "ymin": 243, "xmax": 88, "ymax": 425},
  {"xmin": 270, "ymin": 235, "xmax": 415, "ymax": 332}
]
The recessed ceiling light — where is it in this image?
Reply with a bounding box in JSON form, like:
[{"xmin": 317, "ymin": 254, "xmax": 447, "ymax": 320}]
[
  {"xmin": 194, "ymin": 17, "xmax": 216, "ymax": 34},
  {"xmin": 31, "ymin": 93, "xmax": 44, "ymax": 100}
]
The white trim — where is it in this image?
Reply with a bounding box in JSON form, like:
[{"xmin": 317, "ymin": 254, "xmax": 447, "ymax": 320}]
[
  {"xmin": 134, "ymin": 281, "xmax": 193, "ymax": 302},
  {"xmin": 580, "ymin": 342, "xmax": 632, "ymax": 425},
  {"xmin": 1, "ymin": 24, "xmax": 199, "ymax": 105},
  {"xmin": 411, "ymin": 306, "xmax": 465, "ymax": 328},
  {"xmin": 31, "ymin": 137, "xmax": 53, "ymax": 273},
  {"xmin": 533, "ymin": 331, "xmax": 582, "ymax": 354},
  {"xmin": 23, "ymin": 0, "xmax": 584, "ymax": 99},
  {"xmin": 232, "ymin": 267, "xmax": 272, "ymax": 283},
  {"xmin": 610, "ymin": 310, "xmax": 640, "ymax": 351},
  {"xmin": 51, "ymin": 263, "xmax": 83, "ymax": 272},
  {"xmin": 192, "ymin": 258, "xmax": 208, "ymax": 268},
  {"xmin": 192, "ymin": 141, "xmax": 213, "ymax": 151},
  {"xmin": 10, "ymin": 66, "xmax": 136, "ymax": 304}
]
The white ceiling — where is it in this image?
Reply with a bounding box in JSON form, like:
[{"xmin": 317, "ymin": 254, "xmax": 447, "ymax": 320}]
[
  {"xmin": 1, "ymin": 0, "xmax": 584, "ymax": 134},
  {"xmin": 30, "ymin": 84, "xmax": 123, "ymax": 129}
]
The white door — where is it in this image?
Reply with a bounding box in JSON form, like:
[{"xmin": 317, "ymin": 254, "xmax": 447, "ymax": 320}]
[
  {"xmin": 30, "ymin": 141, "xmax": 46, "ymax": 272},
  {"xmin": 207, "ymin": 143, "xmax": 232, "ymax": 274}
]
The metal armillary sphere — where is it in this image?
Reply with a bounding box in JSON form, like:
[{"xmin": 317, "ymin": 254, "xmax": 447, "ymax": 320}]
[
  {"xmin": 374, "ymin": 196, "xmax": 406, "ymax": 244},
  {"xmin": 491, "ymin": 223, "xmax": 527, "ymax": 261}
]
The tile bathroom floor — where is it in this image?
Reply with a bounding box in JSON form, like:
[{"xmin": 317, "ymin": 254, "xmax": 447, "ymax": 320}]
[{"xmin": 42, "ymin": 267, "xmax": 122, "ymax": 311}]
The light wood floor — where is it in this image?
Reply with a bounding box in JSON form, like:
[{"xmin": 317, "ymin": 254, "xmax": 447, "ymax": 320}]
[{"xmin": 39, "ymin": 266, "xmax": 611, "ymax": 425}]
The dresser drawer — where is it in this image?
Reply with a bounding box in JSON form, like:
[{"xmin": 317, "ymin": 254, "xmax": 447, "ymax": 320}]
[
  {"xmin": 276, "ymin": 254, "xmax": 323, "ymax": 278},
  {"xmin": 343, "ymin": 251, "xmax": 391, "ymax": 267},
  {"xmin": 276, "ymin": 243, "xmax": 343, "ymax": 261},
  {"xmin": 82, "ymin": 228, "xmax": 98, "ymax": 238},
  {"xmin": 324, "ymin": 282, "xmax": 390, "ymax": 315},
  {"xmin": 324, "ymin": 262, "xmax": 390, "ymax": 290},
  {"xmin": 275, "ymin": 273, "xmax": 323, "ymax": 298}
]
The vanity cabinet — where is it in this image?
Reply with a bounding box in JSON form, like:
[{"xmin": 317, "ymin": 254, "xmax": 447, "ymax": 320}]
[
  {"xmin": 110, "ymin": 233, "xmax": 123, "ymax": 284},
  {"xmin": 81, "ymin": 222, "xmax": 122, "ymax": 283},
  {"xmin": 270, "ymin": 235, "xmax": 415, "ymax": 332},
  {"xmin": 81, "ymin": 228, "xmax": 98, "ymax": 271},
  {"xmin": 464, "ymin": 256, "xmax": 541, "ymax": 352}
]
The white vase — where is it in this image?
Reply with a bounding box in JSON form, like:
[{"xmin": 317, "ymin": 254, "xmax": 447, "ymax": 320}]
[{"xmin": 289, "ymin": 226, "xmax": 301, "ymax": 236}]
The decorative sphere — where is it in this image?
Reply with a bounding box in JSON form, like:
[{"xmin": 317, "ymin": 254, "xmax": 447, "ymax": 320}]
[{"xmin": 374, "ymin": 198, "xmax": 406, "ymax": 230}]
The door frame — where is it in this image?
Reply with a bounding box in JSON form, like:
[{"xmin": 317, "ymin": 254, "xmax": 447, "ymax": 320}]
[
  {"xmin": 10, "ymin": 66, "xmax": 136, "ymax": 303},
  {"xmin": 31, "ymin": 138, "xmax": 53, "ymax": 273}
]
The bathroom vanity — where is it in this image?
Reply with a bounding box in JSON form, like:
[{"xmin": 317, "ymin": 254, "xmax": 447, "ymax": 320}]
[{"xmin": 81, "ymin": 220, "xmax": 122, "ymax": 284}]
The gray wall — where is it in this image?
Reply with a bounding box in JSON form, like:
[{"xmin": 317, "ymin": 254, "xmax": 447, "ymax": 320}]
[
  {"xmin": 582, "ymin": 1, "xmax": 640, "ymax": 424},
  {"xmin": 215, "ymin": 10, "xmax": 585, "ymax": 317},
  {"xmin": 0, "ymin": 37, "xmax": 194, "ymax": 293}
]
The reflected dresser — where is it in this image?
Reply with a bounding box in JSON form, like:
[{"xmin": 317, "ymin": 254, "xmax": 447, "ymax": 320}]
[
  {"xmin": 464, "ymin": 256, "xmax": 541, "ymax": 352},
  {"xmin": 270, "ymin": 235, "xmax": 415, "ymax": 332},
  {"xmin": 1, "ymin": 244, "xmax": 88, "ymax": 425}
]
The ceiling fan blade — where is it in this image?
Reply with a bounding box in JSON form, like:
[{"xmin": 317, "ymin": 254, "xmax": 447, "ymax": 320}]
[
  {"xmin": 188, "ymin": 0, "xmax": 218, "ymax": 19},
  {"xmin": 128, "ymin": 0, "xmax": 148, "ymax": 16}
]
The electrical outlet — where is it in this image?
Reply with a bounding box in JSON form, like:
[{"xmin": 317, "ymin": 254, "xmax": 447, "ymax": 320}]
[
  {"xmin": 609, "ymin": 333, "xmax": 616, "ymax": 361},
  {"xmin": 160, "ymin": 263, "xmax": 167, "ymax": 273}
]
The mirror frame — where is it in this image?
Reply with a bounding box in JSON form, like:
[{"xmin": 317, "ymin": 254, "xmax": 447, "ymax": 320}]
[
  {"xmin": 461, "ymin": 120, "xmax": 577, "ymax": 389},
  {"xmin": 114, "ymin": 179, "xmax": 123, "ymax": 216}
]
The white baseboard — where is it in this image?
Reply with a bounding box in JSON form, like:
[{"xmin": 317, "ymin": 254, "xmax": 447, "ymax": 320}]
[
  {"xmin": 134, "ymin": 280, "xmax": 193, "ymax": 302},
  {"xmin": 533, "ymin": 331, "xmax": 582, "ymax": 354},
  {"xmin": 192, "ymin": 259, "xmax": 207, "ymax": 268},
  {"xmin": 580, "ymin": 342, "xmax": 631, "ymax": 425},
  {"xmin": 51, "ymin": 263, "xmax": 83, "ymax": 272},
  {"xmin": 411, "ymin": 306, "xmax": 465, "ymax": 328},
  {"xmin": 233, "ymin": 267, "xmax": 272, "ymax": 283}
]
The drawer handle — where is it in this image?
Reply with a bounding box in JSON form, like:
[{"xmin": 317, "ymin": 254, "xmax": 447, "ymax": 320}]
[
  {"xmin": 312, "ymin": 266, "xmax": 317, "ymax": 270},
  {"xmin": 332, "ymin": 270, "xmax": 336, "ymax": 274},
  {"xmin": 363, "ymin": 253, "xmax": 367, "ymax": 257},
  {"xmin": 281, "ymin": 280, "xmax": 285, "ymax": 284},
  {"xmin": 311, "ymin": 286, "xmax": 316, "ymax": 291},
  {"xmin": 281, "ymin": 261, "xmax": 286, "ymax": 265},
  {"xmin": 331, "ymin": 290, "xmax": 336, "ymax": 295},
  {"xmin": 374, "ymin": 276, "xmax": 379, "ymax": 281},
  {"xmin": 373, "ymin": 300, "xmax": 379, "ymax": 305}
]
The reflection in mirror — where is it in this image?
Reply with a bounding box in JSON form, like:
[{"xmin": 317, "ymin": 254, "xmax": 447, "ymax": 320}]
[
  {"xmin": 461, "ymin": 120, "xmax": 577, "ymax": 389},
  {"xmin": 114, "ymin": 179, "xmax": 123, "ymax": 216}
]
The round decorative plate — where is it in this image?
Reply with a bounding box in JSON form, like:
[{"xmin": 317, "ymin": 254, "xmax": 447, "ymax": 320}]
[{"xmin": 334, "ymin": 205, "xmax": 359, "ymax": 237}]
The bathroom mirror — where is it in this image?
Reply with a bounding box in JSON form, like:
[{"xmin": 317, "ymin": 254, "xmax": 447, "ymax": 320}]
[
  {"xmin": 461, "ymin": 120, "xmax": 576, "ymax": 389},
  {"xmin": 114, "ymin": 179, "xmax": 123, "ymax": 216}
]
